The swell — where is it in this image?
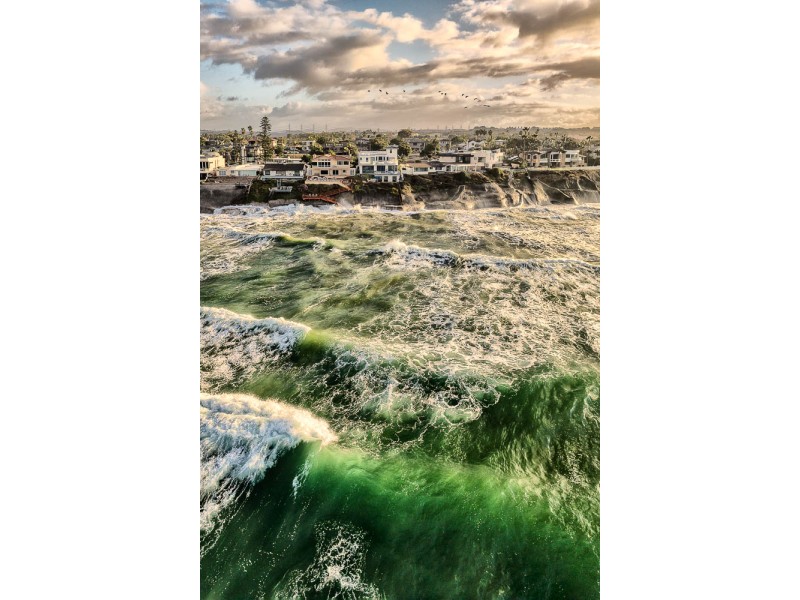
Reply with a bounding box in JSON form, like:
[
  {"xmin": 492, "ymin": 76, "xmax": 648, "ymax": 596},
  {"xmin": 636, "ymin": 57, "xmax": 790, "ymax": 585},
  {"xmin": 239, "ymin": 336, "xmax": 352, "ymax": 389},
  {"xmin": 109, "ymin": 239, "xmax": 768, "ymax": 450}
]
[{"xmin": 201, "ymin": 306, "xmax": 598, "ymax": 504}]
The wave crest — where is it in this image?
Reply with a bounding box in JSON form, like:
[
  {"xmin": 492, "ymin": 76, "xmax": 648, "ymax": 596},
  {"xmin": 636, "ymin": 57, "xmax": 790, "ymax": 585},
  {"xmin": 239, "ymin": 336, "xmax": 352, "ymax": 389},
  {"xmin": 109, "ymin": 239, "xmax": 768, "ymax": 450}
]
[
  {"xmin": 200, "ymin": 392, "xmax": 336, "ymax": 537},
  {"xmin": 201, "ymin": 307, "xmax": 310, "ymax": 391}
]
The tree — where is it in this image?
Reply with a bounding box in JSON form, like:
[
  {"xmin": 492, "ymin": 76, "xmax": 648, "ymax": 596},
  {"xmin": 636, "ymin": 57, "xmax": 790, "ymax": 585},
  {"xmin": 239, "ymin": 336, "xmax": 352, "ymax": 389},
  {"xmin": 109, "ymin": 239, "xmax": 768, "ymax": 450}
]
[
  {"xmin": 247, "ymin": 125, "xmax": 253, "ymax": 139},
  {"xmin": 450, "ymin": 135, "xmax": 466, "ymax": 145},
  {"xmin": 343, "ymin": 142, "xmax": 358, "ymax": 158},
  {"xmin": 421, "ymin": 140, "xmax": 440, "ymax": 158},
  {"xmin": 560, "ymin": 134, "xmax": 579, "ymax": 150},
  {"xmin": 390, "ymin": 138, "xmax": 411, "ymax": 158},
  {"xmin": 230, "ymin": 129, "xmax": 243, "ymax": 164},
  {"xmin": 397, "ymin": 128, "xmax": 414, "ymax": 139},
  {"xmin": 370, "ymin": 136, "xmax": 388, "ymax": 151},
  {"xmin": 520, "ymin": 127, "xmax": 531, "ymax": 167},
  {"xmin": 259, "ymin": 116, "xmax": 274, "ymax": 161},
  {"xmin": 276, "ymin": 138, "xmax": 285, "ymax": 157}
]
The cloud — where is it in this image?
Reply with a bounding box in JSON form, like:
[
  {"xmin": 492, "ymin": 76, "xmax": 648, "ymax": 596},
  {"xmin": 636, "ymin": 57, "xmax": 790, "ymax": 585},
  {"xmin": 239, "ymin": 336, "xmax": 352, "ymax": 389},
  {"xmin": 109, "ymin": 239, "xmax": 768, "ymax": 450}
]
[
  {"xmin": 464, "ymin": 0, "xmax": 600, "ymax": 44},
  {"xmin": 200, "ymin": 0, "xmax": 600, "ymax": 129},
  {"xmin": 537, "ymin": 57, "xmax": 600, "ymax": 90}
]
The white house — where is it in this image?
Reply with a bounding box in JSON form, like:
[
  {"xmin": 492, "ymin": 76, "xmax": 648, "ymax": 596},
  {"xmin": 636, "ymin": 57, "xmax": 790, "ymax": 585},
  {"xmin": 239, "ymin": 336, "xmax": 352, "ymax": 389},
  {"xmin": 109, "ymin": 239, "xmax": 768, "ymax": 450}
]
[
  {"xmin": 217, "ymin": 164, "xmax": 262, "ymax": 177},
  {"xmin": 434, "ymin": 150, "xmax": 498, "ymax": 170},
  {"xmin": 470, "ymin": 149, "xmax": 504, "ymax": 168},
  {"xmin": 400, "ymin": 162, "xmax": 432, "ymax": 176},
  {"xmin": 200, "ymin": 152, "xmax": 226, "ymax": 178},
  {"xmin": 357, "ymin": 145, "xmax": 403, "ymax": 182}
]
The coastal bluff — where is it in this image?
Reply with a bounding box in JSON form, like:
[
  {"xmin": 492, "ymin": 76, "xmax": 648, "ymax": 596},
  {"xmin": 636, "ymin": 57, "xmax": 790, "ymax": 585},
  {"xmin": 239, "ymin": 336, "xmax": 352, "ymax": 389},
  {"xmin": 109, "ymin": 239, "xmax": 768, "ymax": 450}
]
[{"xmin": 200, "ymin": 169, "xmax": 599, "ymax": 213}]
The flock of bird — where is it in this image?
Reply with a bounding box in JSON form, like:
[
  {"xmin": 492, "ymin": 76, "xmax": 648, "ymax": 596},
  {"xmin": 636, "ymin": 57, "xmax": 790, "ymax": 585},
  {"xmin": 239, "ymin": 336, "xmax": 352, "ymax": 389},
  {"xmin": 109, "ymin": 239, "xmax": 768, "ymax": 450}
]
[{"xmin": 366, "ymin": 88, "xmax": 492, "ymax": 109}]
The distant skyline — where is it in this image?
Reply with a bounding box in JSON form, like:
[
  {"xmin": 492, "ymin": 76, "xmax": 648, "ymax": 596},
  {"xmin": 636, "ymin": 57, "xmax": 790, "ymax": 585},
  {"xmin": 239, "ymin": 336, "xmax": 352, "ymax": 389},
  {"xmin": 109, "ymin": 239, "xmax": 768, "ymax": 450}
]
[{"xmin": 201, "ymin": 0, "xmax": 600, "ymax": 132}]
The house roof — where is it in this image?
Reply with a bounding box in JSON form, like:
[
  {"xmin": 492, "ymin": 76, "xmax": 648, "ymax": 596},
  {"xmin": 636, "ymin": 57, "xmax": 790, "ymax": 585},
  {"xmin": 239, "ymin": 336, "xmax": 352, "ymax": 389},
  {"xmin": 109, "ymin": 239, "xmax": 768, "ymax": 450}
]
[
  {"xmin": 313, "ymin": 154, "xmax": 350, "ymax": 161},
  {"xmin": 222, "ymin": 164, "xmax": 261, "ymax": 171},
  {"xmin": 404, "ymin": 162, "xmax": 431, "ymax": 168},
  {"xmin": 263, "ymin": 163, "xmax": 305, "ymax": 171}
]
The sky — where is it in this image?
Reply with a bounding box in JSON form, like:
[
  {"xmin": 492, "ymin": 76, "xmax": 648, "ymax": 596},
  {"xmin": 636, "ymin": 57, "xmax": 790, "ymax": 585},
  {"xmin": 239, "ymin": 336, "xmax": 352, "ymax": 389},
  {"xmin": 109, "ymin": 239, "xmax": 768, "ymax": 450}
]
[{"xmin": 200, "ymin": 0, "xmax": 600, "ymax": 132}]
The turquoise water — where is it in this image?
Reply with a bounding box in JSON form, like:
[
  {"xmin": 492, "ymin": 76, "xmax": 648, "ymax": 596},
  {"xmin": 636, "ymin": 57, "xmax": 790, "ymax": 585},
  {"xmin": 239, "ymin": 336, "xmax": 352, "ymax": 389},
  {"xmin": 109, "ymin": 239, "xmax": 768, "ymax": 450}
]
[{"xmin": 200, "ymin": 205, "xmax": 600, "ymax": 598}]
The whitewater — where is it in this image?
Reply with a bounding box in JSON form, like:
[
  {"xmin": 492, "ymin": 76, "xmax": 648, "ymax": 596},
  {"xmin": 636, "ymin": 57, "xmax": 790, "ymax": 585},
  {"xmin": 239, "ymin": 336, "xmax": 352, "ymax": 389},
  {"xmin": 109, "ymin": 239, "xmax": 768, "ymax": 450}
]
[{"xmin": 200, "ymin": 204, "xmax": 600, "ymax": 598}]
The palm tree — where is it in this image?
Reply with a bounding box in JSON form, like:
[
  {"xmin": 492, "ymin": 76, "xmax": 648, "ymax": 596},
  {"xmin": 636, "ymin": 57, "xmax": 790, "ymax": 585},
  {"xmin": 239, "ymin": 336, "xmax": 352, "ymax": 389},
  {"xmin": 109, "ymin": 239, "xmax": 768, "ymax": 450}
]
[{"xmin": 520, "ymin": 127, "xmax": 531, "ymax": 167}]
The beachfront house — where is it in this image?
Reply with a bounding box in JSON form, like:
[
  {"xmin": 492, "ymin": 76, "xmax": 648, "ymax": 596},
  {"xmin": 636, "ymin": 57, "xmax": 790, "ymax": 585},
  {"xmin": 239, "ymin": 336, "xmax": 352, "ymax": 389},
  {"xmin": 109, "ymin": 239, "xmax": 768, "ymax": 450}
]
[
  {"xmin": 261, "ymin": 162, "xmax": 306, "ymax": 181},
  {"xmin": 522, "ymin": 151, "xmax": 546, "ymax": 168},
  {"xmin": 434, "ymin": 150, "xmax": 495, "ymax": 171},
  {"xmin": 547, "ymin": 150, "xmax": 585, "ymax": 168},
  {"xmin": 356, "ymin": 145, "xmax": 403, "ymax": 182},
  {"xmin": 400, "ymin": 162, "xmax": 432, "ymax": 176},
  {"xmin": 200, "ymin": 152, "xmax": 226, "ymax": 179},
  {"xmin": 217, "ymin": 164, "xmax": 262, "ymax": 177},
  {"xmin": 308, "ymin": 154, "xmax": 352, "ymax": 180}
]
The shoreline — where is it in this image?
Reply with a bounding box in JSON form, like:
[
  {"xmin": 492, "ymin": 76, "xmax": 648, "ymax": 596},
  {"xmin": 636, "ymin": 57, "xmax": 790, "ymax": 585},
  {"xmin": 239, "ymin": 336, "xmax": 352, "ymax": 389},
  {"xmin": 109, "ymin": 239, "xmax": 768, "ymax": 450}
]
[{"xmin": 201, "ymin": 168, "xmax": 599, "ymax": 214}]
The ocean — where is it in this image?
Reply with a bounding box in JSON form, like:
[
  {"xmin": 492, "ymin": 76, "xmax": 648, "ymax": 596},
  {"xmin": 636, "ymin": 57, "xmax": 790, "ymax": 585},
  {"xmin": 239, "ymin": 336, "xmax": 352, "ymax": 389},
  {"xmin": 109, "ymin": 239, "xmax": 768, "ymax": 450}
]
[{"xmin": 200, "ymin": 204, "xmax": 600, "ymax": 599}]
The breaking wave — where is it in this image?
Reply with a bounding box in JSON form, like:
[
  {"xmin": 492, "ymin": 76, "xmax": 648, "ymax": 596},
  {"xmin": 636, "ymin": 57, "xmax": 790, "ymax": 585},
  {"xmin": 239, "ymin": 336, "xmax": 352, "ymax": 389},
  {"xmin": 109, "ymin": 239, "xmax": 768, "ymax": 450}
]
[
  {"xmin": 200, "ymin": 392, "xmax": 337, "ymax": 543},
  {"xmin": 200, "ymin": 307, "xmax": 309, "ymax": 391},
  {"xmin": 373, "ymin": 240, "xmax": 599, "ymax": 273}
]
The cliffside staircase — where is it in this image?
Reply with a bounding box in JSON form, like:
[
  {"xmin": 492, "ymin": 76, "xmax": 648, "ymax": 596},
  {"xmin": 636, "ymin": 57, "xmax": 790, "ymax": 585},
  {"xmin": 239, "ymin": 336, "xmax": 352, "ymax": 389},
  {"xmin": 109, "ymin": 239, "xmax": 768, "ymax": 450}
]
[{"xmin": 301, "ymin": 182, "xmax": 351, "ymax": 205}]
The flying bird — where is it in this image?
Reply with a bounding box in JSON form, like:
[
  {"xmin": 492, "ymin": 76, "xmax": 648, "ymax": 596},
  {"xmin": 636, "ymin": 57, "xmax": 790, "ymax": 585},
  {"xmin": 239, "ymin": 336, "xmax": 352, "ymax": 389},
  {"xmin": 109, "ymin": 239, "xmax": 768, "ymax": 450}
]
[
  {"xmin": 386, "ymin": 91, "xmax": 388, "ymax": 94},
  {"xmin": 379, "ymin": 89, "xmax": 382, "ymax": 92}
]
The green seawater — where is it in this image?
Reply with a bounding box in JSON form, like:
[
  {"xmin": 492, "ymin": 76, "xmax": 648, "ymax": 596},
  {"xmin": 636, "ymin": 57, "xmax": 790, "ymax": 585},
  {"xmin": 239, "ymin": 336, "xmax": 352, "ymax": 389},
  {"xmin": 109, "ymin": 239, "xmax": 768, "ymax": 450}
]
[{"xmin": 200, "ymin": 205, "xmax": 600, "ymax": 599}]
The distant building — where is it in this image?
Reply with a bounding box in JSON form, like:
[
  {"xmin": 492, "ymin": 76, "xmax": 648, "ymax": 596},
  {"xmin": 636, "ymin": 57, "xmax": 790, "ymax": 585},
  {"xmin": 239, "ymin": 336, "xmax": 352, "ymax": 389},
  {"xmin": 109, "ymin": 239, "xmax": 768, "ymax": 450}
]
[
  {"xmin": 357, "ymin": 146, "xmax": 403, "ymax": 182},
  {"xmin": 200, "ymin": 152, "xmax": 226, "ymax": 178},
  {"xmin": 308, "ymin": 154, "xmax": 351, "ymax": 180},
  {"xmin": 406, "ymin": 138, "xmax": 427, "ymax": 153}
]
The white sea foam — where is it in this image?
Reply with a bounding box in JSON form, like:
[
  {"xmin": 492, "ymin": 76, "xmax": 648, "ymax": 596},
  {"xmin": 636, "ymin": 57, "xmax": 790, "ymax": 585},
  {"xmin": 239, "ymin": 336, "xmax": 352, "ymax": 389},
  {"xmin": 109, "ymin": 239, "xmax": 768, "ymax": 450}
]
[
  {"xmin": 200, "ymin": 392, "xmax": 337, "ymax": 536},
  {"xmin": 275, "ymin": 521, "xmax": 381, "ymax": 600},
  {"xmin": 374, "ymin": 240, "xmax": 598, "ymax": 274},
  {"xmin": 200, "ymin": 223, "xmax": 289, "ymax": 279},
  {"xmin": 200, "ymin": 307, "xmax": 310, "ymax": 391}
]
